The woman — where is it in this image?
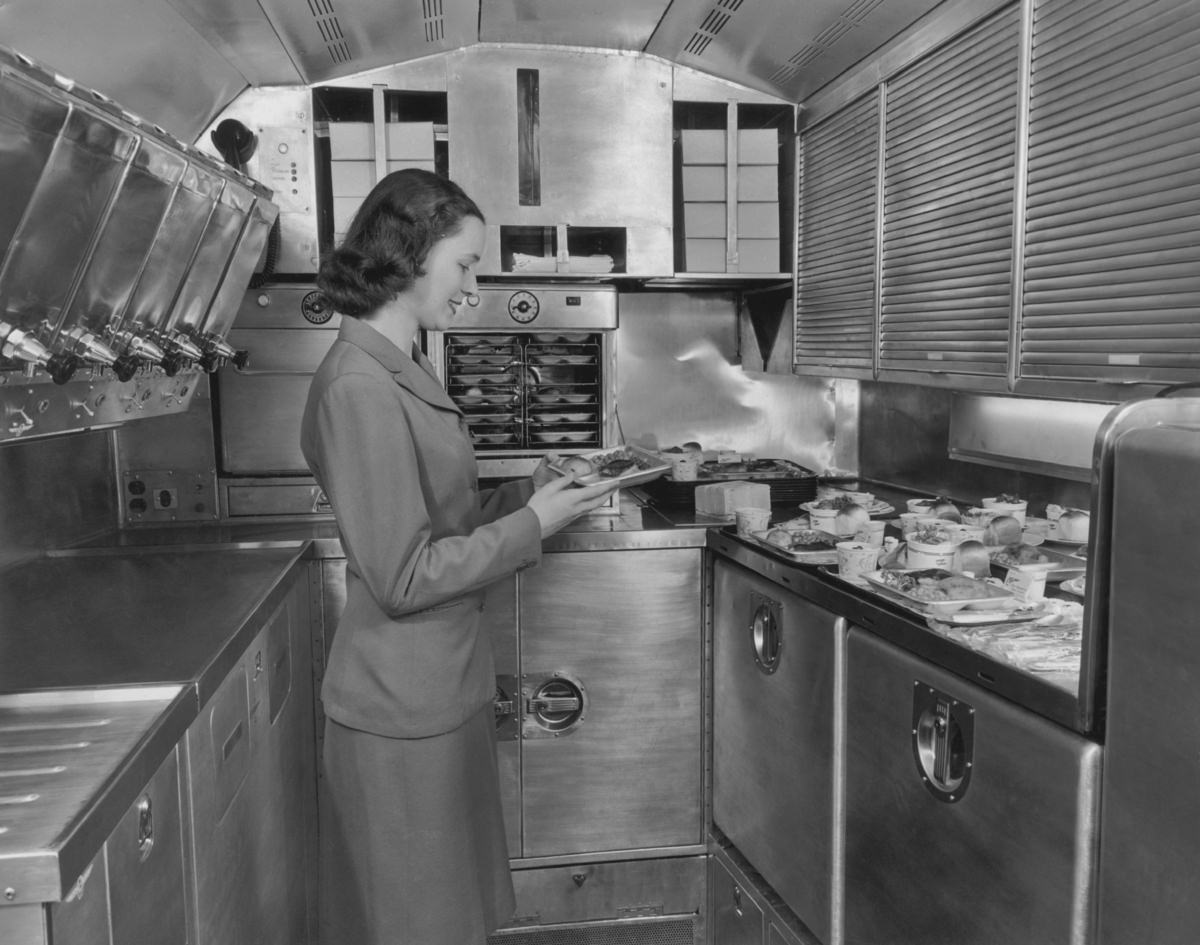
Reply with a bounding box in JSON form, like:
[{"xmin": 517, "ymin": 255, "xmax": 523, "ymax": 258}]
[{"xmin": 300, "ymin": 168, "xmax": 616, "ymax": 944}]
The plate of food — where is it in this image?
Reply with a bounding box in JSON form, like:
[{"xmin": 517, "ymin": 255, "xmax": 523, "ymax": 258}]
[
  {"xmin": 549, "ymin": 445, "xmax": 670, "ymax": 488},
  {"xmin": 801, "ymin": 497, "xmax": 895, "ymax": 516},
  {"xmin": 749, "ymin": 526, "xmax": 840, "ymax": 563},
  {"xmin": 863, "ymin": 568, "xmax": 1016, "ymax": 615},
  {"xmin": 989, "ymin": 543, "xmax": 1086, "ymax": 582}
]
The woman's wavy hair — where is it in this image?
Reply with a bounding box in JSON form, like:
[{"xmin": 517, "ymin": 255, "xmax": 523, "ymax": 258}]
[{"xmin": 317, "ymin": 168, "xmax": 484, "ymax": 318}]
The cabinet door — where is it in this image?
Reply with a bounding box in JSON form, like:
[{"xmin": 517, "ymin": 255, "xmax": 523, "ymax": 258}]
[
  {"xmin": 712, "ymin": 560, "xmax": 838, "ymax": 945},
  {"xmin": 189, "ymin": 575, "xmax": 315, "ymax": 945},
  {"xmin": 518, "ymin": 549, "xmax": 702, "ymax": 856},
  {"xmin": 107, "ymin": 748, "xmax": 187, "ymax": 945},
  {"xmin": 711, "ymin": 857, "xmax": 764, "ymax": 945},
  {"xmin": 844, "ymin": 628, "xmax": 1099, "ymax": 945}
]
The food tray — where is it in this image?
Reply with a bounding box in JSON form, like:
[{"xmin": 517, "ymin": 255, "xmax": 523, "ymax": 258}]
[
  {"xmin": 989, "ymin": 544, "xmax": 1086, "ymax": 582},
  {"xmin": 638, "ymin": 459, "xmax": 818, "ymax": 507},
  {"xmin": 549, "ymin": 445, "xmax": 670, "ymax": 488},
  {"xmin": 862, "ymin": 569, "xmax": 1015, "ymax": 615},
  {"xmin": 824, "ymin": 568, "xmax": 1045, "ymax": 625},
  {"xmin": 801, "ymin": 498, "xmax": 896, "ymax": 517},
  {"xmin": 746, "ymin": 527, "xmax": 839, "ymax": 564}
]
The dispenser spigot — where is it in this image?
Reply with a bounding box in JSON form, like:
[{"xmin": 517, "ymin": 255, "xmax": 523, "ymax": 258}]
[
  {"xmin": 0, "ymin": 321, "xmax": 52, "ymax": 367},
  {"xmin": 60, "ymin": 326, "xmax": 118, "ymax": 367}
]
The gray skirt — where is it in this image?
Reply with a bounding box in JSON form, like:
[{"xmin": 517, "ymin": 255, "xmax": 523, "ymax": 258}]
[{"xmin": 320, "ymin": 704, "xmax": 516, "ymax": 944}]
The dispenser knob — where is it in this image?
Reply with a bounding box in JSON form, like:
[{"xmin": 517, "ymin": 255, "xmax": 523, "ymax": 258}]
[
  {"xmin": 112, "ymin": 355, "xmax": 139, "ymax": 383},
  {"xmin": 46, "ymin": 352, "xmax": 80, "ymax": 385},
  {"xmin": 231, "ymin": 349, "xmax": 249, "ymax": 370},
  {"xmin": 160, "ymin": 352, "xmax": 185, "ymax": 377}
]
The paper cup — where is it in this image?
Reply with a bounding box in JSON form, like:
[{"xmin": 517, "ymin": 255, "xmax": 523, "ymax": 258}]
[
  {"xmin": 837, "ymin": 542, "xmax": 880, "ymax": 584},
  {"xmin": 735, "ymin": 507, "xmax": 771, "ymax": 538},
  {"xmin": 898, "ymin": 512, "xmax": 924, "ymax": 535},
  {"xmin": 808, "ymin": 506, "xmax": 840, "ymax": 533},
  {"xmin": 854, "ymin": 520, "xmax": 887, "ymax": 547},
  {"xmin": 667, "ymin": 453, "xmax": 699, "ymax": 481},
  {"xmin": 982, "ymin": 497, "xmax": 1027, "ymax": 525},
  {"xmin": 906, "ymin": 538, "xmax": 958, "ymax": 570}
]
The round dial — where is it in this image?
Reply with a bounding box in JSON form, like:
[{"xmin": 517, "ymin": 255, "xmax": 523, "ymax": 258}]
[
  {"xmin": 507, "ymin": 290, "xmax": 540, "ymax": 324},
  {"xmin": 301, "ymin": 290, "xmax": 333, "ymax": 324}
]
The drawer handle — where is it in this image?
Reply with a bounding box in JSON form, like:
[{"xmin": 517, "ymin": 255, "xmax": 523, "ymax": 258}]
[
  {"xmin": 136, "ymin": 795, "xmax": 154, "ymax": 860},
  {"xmin": 751, "ymin": 601, "xmax": 781, "ymax": 674}
]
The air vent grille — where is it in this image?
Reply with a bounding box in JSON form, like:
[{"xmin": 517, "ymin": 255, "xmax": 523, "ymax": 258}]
[
  {"xmin": 307, "ymin": 0, "xmax": 352, "ymax": 64},
  {"xmin": 769, "ymin": 0, "xmax": 886, "ymax": 85},
  {"xmin": 683, "ymin": 0, "xmax": 744, "ymax": 58},
  {"xmin": 423, "ymin": 0, "xmax": 445, "ymax": 42}
]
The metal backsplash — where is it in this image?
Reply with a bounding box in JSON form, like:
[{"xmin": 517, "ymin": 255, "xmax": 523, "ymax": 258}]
[
  {"xmin": 616, "ymin": 291, "xmax": 841, "ymax": 472},
  {"xmin": 0, "ymin": 431, "xmax": 117, "ymax": 570},
  {"xmin": 858, "ymin": 380, "xmax": 1093, "ymax": 511}
]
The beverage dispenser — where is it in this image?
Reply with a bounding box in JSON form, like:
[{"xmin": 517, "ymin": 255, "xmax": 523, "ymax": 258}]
[{"xmin": 0, "ymin": 70, "xmax": 137, "ymax": 381}]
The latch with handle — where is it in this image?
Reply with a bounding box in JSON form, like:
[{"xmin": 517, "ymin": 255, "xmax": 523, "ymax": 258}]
[{"xmin": 912, "ymin": 681, "xmax": 975, "ymax": 802}]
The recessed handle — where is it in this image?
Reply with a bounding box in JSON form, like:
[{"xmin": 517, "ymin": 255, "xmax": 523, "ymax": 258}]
[{"xmin": 750, "ymin": 592, "xmax": 782, "ymax": 674}]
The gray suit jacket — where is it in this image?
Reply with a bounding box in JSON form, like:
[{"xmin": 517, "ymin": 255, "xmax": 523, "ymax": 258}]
[{"xmin": 301, "ymin": 315, "xmax": 541, "ymax": 737}]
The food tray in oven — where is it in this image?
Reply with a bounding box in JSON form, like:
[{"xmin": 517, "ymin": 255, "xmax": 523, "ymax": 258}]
[
  {"xmin": 548, "ymin": 445, "xmax": 670, "ymax": 488},
  {"xmin": 532, "ymin": 387, "xmax": 594, "ymax": 404},
  {"xmin": 470, "ymin": 431, "xmax": 518, "ymax": 446},
  {"xmin": 530, "ymin": 353, "xmax": 596, "ymax": 366},
  {"xmin": 454, "ymin": 372, "xmax": 517, "ymax": 386}
]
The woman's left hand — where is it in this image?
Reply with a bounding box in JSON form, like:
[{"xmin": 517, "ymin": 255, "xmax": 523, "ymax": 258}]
[{"xmin": 531, "ymin": 453, "xmax": 561, "ymax": 489}]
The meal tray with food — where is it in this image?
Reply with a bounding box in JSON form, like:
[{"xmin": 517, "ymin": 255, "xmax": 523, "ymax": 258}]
[
  {"xmin": 862, "ymin": 568, "xmax": 1016, "ymax": 615},
  {"xmin": 638, "ymin": 459, "xmax": 818, "ymax": 507},
  {"xmin": 747, "ymin": 526, "xmax": 840, "ymax": 564},
  {"xmin": 989, "ymin": 544, "xmax": 1086, "ymax": 582},
  {"xmin": 549, "ymin": 445, "xmax": 670, "ymax": 488}
]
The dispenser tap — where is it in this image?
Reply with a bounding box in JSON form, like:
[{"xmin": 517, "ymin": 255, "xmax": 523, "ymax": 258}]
[
  {"xmin": 194, "ymin": 332, "xmax": 249, "ymax": 373},
  {"xmin": 156, "ymin": 331, "xmax": 204, "ymax": 377},
  {"xmin": 59, "ymin": 325, "xmax": 118, "ymax": 368},
  {"xmin": 110, "ymin": 332, "xmax": 166, "ymax": 382},
  {"xmin": 0, "ymin": 321, "xmax": 52, "ymax": 368}
]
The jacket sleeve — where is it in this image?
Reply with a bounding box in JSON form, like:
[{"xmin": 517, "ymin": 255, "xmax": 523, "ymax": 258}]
[
  {"xmin": 479, "ymin": 478, "xmax": 536, "ymax": 523},
  {"xmin": 306, "ymin": 371, "xmax": 542, "ymax": 616}
]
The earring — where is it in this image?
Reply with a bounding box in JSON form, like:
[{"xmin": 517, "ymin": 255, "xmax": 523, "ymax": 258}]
[{"xmin": 465, "ymin": 292, "xmax": 481, "ymax": 308}]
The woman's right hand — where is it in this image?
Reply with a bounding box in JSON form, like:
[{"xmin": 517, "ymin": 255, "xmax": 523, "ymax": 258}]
[{"xmin": 526, "ymin": 473, "xmax": 619, "ymax": 538}]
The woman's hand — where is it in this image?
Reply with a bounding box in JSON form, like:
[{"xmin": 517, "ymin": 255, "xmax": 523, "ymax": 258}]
[
  {"xmin": 526, "ymin": 472, "xmax": 619, "ymax": 538},
  {"xmin": 530, "ymin": 452, "xmax": 561, "ymax": 490}
]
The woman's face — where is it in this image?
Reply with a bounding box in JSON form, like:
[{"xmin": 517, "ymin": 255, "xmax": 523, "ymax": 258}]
[{"xmin": 407, "ymin": 215, "xmax": 486, "ymax": 331}]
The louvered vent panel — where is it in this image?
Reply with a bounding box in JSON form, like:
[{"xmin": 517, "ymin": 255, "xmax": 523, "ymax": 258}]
[
  {"xmin": 683, "ymin": 0, "xmax": 741, "ymax": 58},
  {"xmin": 878, "ymin": 3, "xmax": 1021, "ymax": 379},
  {"xmin": 308, "ymin": 0, "xmax": 351, "ymax": 65},
  {"xmin": 794, "ymin": 91, "xmax": 880, "ymax": 375},
  {"xmin": 1019, "ymin": 0, "xmax": 1200, "ymax": 384},
  {"xmin": 423, "ymin": 0, "xmax": 445, "ymax": 43}
]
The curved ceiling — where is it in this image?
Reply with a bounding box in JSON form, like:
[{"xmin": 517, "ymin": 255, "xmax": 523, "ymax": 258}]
[{"xmin": 0, "ymin": 0, "xmax": 946, "ymax": 140}]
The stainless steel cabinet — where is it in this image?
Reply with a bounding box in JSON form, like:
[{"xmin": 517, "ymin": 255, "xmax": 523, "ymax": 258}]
[
  {"xmin": 43, "ymin": 748, "xmax": 187, "ymax": 945},
  {"xmin": 843, "ymin": 627, "xmax": 1100, "ymax": 945},
  {"xmin": 711, "ymin": 559, "xmax": 840, "ymax": 945},
  {"xmin": 186, "ymin": 573, "xmax": 316, "ymax": 945},
  {"xmin": 711, "ymin": 856, "xmax": 764, "ymax": 945},
  {"xmin": 517, "ymin": 548, "xmax": 703, "ymax": 857}
]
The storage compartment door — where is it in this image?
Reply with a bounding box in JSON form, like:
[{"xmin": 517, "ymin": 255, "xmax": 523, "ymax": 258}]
[
  {"xmin": 712, "ymin": 559, "xmax": 838, "ymax": 944},
  {"xmin": 518, "ymin": 549, "xmax": 702, "ymax": 856},
  {"xmin": 844, "ymin": 628, "xmax": 1100, "ymax": 945}
]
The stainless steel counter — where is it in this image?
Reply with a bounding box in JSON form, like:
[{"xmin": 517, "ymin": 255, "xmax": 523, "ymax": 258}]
[{"xmin": 0, "ymin": 545, "xmax": 308, "ymax": 903}]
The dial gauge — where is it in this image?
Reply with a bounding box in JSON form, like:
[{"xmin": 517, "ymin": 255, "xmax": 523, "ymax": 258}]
[
  {"xmin": 300, "ymin": 290, "xmax": 333, "ymax": 324},
  {"xmin": 508, "ymin": 290, "xmax": 540, "ymax": 324}
]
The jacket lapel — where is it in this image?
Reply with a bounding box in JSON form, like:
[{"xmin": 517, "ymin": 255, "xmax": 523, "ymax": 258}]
[{"xmin": 338, "ymin": 317, "xmax": 461, "ymax": 415}]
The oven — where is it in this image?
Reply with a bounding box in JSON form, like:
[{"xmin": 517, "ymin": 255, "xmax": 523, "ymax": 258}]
[
  {"xmin": 425, "ymin": 283, "xmax": 619, "ymax": 479},
  {"xmin": 212, "ymin": 282, "xmax": 618, "ymax": 518}
]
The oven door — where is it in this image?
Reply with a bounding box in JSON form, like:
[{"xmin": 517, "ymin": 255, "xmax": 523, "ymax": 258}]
[{"xmin": 215, "ymin": 326, "xmax": 338, "ymax": 476}]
